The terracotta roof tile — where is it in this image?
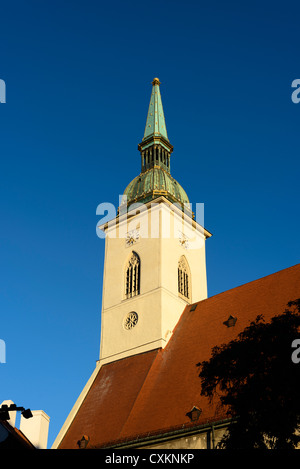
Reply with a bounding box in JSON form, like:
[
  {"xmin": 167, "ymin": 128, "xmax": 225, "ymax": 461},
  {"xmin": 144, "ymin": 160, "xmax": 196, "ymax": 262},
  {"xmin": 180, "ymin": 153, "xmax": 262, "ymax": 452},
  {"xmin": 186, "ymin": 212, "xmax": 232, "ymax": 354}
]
[
  {"xmin": 58, "ymin": 263, "xmax": 300, "ymax": 448},
  {"xmin": 59, "ymin": 349, "xmax": 160, "ymax": 449}
]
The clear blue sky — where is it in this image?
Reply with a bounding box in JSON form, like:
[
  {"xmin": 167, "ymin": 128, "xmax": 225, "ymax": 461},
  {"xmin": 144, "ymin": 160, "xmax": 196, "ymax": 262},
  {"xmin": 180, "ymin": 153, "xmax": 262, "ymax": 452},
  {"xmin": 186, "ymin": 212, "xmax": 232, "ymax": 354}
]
[{"xmin": 0, "ymin": 0, "xmax": 299, "ymax": 447}]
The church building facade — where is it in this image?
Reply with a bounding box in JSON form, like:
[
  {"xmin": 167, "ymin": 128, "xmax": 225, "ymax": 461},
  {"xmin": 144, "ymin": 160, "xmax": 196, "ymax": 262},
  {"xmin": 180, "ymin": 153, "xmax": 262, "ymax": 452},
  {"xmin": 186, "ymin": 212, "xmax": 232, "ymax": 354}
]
[{"xmin": 52, "ymin": 79, "xmax": 300, "ymax": 450}]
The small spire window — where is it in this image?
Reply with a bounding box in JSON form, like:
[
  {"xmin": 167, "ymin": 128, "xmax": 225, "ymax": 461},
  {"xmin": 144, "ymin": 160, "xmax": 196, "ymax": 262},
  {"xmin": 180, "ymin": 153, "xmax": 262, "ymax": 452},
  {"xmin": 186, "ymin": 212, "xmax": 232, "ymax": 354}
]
[
  {"xmin": 178, "ymin": 256, "xmax": 191, "ymax": 301},
  {"xmin": 125, "ymin": 252, "xmax": 140, "ymax": 299}
]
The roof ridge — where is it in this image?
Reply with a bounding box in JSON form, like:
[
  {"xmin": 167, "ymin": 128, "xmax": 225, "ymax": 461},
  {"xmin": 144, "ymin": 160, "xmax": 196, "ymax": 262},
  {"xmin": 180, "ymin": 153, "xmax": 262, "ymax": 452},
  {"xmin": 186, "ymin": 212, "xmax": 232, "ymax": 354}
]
[
  {"xmin": 1, "ymin": 420, "xmax": 36, "ymax": 448},
  {"xmin": 163, "ymin": 263, "xmax": 300, "ymax": 352},
  {"xmin": 202, "ymin": 263, "xmax": 300, "ymax": 305}
]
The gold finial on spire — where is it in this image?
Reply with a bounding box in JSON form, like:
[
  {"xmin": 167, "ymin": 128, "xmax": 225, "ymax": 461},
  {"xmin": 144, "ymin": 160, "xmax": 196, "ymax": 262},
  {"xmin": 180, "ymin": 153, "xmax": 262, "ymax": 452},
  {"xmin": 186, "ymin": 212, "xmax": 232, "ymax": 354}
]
[{"xmin": 152, "ymin": 77, "xmax": 161, "ymax": 86}]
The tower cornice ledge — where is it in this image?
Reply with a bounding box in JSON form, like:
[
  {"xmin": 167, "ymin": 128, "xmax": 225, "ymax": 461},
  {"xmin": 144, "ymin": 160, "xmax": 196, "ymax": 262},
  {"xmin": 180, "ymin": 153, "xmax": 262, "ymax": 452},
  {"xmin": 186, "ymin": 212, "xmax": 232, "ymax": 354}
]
[{"xmin": 99, "ymin": 195, "xmax": 212, "ymax": 240}]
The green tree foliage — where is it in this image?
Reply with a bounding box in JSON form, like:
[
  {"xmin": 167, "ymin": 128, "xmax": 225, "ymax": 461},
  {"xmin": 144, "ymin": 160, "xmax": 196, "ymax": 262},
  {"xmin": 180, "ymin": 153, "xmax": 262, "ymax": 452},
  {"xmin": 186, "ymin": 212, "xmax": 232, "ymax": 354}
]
[{"xmin": 198, "ymin": 299, "xmax": 300, "ymax": 449}]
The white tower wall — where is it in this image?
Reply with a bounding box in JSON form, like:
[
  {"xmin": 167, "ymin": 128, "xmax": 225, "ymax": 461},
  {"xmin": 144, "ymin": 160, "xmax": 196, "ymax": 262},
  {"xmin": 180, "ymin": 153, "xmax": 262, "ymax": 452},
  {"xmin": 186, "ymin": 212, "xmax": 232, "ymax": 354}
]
[{"xmin": 98, "ymin": 198, "xmax": 208, "ymax": 365}]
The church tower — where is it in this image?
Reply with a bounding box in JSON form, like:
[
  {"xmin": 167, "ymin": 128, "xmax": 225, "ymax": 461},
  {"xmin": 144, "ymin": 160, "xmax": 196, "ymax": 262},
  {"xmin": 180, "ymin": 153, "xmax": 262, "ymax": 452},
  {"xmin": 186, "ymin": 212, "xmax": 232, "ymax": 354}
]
[{"xmin": 98, "ymin": 78, "xmax": 212, "ymax": 366}]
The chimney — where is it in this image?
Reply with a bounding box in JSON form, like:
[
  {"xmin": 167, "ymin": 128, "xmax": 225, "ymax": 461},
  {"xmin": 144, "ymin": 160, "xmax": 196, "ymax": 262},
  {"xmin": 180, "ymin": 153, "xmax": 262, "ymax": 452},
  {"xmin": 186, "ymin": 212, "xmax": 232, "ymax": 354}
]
[
  {"xmin": 0, "ymin": 400, "xmax": 17, "ymax": 428},
  {"xmin": 20, "ymin": 410, "xmax": 50, "ymax": 449}
]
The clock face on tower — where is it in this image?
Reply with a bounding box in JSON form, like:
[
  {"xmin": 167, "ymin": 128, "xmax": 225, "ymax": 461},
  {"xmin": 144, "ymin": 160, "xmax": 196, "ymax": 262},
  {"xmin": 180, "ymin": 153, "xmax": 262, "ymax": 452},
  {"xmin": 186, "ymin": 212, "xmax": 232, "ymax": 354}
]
[
  {"xmin": 123, "ymin": 311, "xmax": 138, "ymax": 330},
  {"xmin": 125, "ymin": 229, "xmax": 140, "ymax": 247}
]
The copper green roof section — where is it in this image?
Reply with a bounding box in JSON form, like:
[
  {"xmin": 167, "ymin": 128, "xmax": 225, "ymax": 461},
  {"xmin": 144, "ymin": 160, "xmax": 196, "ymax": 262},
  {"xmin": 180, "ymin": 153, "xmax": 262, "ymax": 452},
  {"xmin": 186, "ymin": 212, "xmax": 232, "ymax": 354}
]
[
  {"xmin": 143, "ymin": 78, "xmax": 168, "ymax": 142},
  {"xmin": 119, "ymin": 78, "xmax": 192, "ymax": 218},
  {"xmin": 121, "ymin": 166, "xmax": 190, "ymax": 209},
  {"xmin": 139, "ymin": 78, "xmax": 173, "ymax": 156}
]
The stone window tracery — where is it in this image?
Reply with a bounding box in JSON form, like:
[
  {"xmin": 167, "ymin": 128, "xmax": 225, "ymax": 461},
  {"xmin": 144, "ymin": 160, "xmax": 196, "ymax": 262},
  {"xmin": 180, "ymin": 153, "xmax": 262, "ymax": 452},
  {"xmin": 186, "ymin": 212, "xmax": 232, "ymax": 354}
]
[
  {"xmin": 178, "ymin": 256, "xmax": 190, "ymax": 301},
  {"xmin": 125, "ymin": 252, "xmax": 140, "ymax": 299},
  {"xmin": 123, "ymin": 311, "xmax": 138, "ymax": 330}
]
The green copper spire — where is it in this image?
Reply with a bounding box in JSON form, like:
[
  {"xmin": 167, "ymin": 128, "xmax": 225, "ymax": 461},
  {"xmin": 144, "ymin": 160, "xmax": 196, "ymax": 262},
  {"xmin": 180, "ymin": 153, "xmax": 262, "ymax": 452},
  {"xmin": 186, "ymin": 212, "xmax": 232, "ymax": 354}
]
[
  {"xmin": 143, "ymin": 78, "xmax": 169, "ymax": 142},
  {"xmin": 119, "ymin": 77, "xmax": 192, "ymax": 218},
  {"xmin": 138, "ymin": 78, "xmax": 173, "ymax": 173}
]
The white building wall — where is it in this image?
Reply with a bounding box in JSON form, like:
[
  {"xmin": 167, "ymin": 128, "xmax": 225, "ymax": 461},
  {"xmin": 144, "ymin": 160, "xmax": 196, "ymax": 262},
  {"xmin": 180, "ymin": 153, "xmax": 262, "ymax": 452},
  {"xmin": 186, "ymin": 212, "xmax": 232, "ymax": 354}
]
[{"xmin": 98, "ymin": 198, "xmax": 208, "ymax": 365}]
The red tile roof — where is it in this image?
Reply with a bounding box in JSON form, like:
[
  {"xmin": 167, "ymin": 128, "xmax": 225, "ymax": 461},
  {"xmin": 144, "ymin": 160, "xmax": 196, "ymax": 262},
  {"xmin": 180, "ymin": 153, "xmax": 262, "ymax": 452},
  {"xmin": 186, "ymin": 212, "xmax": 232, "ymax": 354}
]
[{"xmin": 58, "ymin": 263, "xmax": 300, "ymax": 449}]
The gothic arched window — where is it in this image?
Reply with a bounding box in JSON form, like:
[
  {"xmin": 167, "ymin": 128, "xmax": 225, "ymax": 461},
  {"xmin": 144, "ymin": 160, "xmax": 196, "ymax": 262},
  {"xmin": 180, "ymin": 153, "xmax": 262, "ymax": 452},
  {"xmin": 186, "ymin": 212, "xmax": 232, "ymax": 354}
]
[
  {"xmin": 178, "ymin": 256, "xmax": 190, "ymax": 301},
  {"xmin": 125, "ymin": 252, "xmax": 140, "ymax": 299}
]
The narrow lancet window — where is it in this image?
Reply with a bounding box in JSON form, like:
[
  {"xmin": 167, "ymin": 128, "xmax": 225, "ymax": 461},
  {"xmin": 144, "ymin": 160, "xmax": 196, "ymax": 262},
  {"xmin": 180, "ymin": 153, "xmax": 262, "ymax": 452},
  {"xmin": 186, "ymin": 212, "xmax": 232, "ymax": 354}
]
[
  {"xmin": 178, "ymin": 256, "xmax": 190, "ymax": 301},
  {"xmin": 125, "ymin": 252, "xmax": 140, "ymax": 299}
]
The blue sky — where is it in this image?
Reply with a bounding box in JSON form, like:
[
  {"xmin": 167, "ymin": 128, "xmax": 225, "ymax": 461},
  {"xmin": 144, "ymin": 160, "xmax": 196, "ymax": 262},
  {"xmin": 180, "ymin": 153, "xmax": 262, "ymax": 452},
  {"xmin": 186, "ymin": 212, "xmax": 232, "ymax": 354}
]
[{"xmin": 0, "ymin": 0, "xmax": 299, "ymax": 447}]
